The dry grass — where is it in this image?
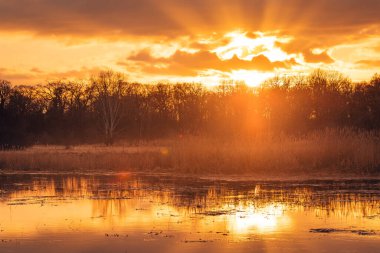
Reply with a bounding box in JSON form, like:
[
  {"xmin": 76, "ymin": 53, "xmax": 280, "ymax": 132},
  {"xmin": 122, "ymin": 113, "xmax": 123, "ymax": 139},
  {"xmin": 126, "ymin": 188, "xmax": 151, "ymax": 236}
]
[{"xmin": 1, "ymin": 129, "xmax": 380, "ymax": 176}]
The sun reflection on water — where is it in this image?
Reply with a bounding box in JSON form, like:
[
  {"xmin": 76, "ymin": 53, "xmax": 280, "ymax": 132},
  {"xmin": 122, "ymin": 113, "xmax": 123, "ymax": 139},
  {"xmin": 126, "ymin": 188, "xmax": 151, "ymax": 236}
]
[
  {"xmin": 228, "ymin": 204, "xmax": 287, "ymax": 234},
  {"xmin": 0, "ymin": 174, "xmax": 379, "ymax": 243}
]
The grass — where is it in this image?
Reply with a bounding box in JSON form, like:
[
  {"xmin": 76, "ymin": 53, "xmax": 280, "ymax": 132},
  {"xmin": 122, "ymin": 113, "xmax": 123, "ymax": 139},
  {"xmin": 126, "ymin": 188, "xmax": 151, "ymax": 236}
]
[{"xmin": 0, "ymin": 129, "xmax": 380, "ymax": 177}]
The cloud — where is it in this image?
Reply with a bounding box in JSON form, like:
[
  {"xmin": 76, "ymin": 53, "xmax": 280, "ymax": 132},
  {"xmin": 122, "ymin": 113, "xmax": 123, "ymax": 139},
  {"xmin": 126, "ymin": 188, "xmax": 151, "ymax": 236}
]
[
  {"xmin": 0, "ymin": 68, "xmax": 35, "ymax": 83},
  {"xmin": 1, "ymin": 0, "xmax": 380, "ymax": 84},
  {"xmin": 356, "ymin": 60, "xmax": 380, "ymax": 68},
  {"xmin": 30, "ymin": 67, "xmax": 44, "ymax": 73},
  {"xmin": 0, "ymin": 0, "xmax": 379, "ymax": 38},
  {"xmin": 0, "ymin": 67, "xmax": 103, "ymax": 85},
  {"xmin": 121, "ymin": 49, "xmax": 297, "ymax": 76},
  {"xmin": 302, "ymin": 50, "xmax": 334, "ymax": 64}
]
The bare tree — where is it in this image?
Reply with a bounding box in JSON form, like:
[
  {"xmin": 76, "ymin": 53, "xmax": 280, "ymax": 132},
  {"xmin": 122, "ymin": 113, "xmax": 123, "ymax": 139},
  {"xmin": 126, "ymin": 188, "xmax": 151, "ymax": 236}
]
[
  {"xmin": 92, "ymin": 70, "xmax": 125, "ymax": 145},
  {"xmin": 0, "ymin": 80, "xmax": 11, "ymax": 112}
]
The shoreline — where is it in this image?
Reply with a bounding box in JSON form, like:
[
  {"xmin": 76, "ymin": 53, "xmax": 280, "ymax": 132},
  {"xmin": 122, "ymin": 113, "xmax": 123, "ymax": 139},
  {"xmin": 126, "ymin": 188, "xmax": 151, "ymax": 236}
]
[{"xmin": 1, "ymin": 169, "xmax": 379, "ymax": 182}]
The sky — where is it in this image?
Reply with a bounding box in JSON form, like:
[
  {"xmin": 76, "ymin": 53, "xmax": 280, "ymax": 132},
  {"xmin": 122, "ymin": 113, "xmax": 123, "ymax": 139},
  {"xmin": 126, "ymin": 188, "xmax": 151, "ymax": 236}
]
[{"xmin": 0, "ymin": 0, "xmax": 380, "ymax": 86}]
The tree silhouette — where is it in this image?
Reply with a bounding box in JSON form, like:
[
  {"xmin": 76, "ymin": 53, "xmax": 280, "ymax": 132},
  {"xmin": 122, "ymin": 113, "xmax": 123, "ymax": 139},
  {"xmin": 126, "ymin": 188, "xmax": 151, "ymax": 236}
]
[
  {"xmin": 0, "ymin": 70, "xmax": 380, "ymax": 147},
  {"xmin": 92, "ymin": 71, "xmax": 126, "ymax": 145}
]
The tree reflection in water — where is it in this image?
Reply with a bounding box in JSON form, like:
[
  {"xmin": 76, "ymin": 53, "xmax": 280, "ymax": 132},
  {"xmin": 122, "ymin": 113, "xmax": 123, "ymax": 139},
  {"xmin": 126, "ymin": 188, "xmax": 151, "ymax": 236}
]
[{"xmin": 0, "ymin": 174, "xmax": 379, "ymax": 252}]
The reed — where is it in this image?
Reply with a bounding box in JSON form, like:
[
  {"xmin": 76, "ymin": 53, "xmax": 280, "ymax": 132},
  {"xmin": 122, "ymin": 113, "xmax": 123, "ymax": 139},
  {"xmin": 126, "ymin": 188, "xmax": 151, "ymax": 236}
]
[{"xmin": 1, "ymin": 129, "xmax": 379, "ymax": 176}]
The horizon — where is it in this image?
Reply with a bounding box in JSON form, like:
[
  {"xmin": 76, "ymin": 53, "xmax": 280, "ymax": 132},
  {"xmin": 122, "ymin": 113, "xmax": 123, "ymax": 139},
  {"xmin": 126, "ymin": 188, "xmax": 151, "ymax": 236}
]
[{"xmin": 3, "ymin": 68, "xmax": 380, "ymax": 89}]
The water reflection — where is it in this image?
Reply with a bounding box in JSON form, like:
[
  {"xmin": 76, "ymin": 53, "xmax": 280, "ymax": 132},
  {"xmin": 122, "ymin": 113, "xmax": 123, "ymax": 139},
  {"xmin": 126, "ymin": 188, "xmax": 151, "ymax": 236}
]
[{"xmin": 0, "ymin": 174, "xmax": 380, "ymax": 252}]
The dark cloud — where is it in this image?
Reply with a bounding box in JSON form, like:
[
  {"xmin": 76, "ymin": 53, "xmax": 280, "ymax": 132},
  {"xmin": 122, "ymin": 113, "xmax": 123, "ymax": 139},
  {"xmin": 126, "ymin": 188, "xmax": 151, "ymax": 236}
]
[
  {"xmin": 121, "ymin": 49, "xmax": 297, "ymax": 76},
  {"xmin": 0, "ymin": 0, "xmax": 379, "ymax": 38},
  {"xmin": 275, "ymin": 36, "xmax": 344, "ymax": 64},
  {"xmin": 128, "ymin": 50, "xmax": 155, "ymax": 62},
  {"xmin": 302, "ymin": 50, "xmax": 334, "ymax": 64}
]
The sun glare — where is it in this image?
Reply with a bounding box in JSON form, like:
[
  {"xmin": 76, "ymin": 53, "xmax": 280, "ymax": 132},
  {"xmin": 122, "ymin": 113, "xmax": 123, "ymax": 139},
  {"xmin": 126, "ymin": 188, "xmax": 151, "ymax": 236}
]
[
  {"xmin": 213, "ymin": 31, "xmax": 293, "ymax": 62},
  {"xmin": 208, "ymin": 31, "xmax": 296, "ymax": 86},
  {"xmin": 229, "ymin": 69, "xmax": 274, "ymax": 87},
  {"xmin": 227, "ymin": 204, "xmax": 289, "ymax": 234}
]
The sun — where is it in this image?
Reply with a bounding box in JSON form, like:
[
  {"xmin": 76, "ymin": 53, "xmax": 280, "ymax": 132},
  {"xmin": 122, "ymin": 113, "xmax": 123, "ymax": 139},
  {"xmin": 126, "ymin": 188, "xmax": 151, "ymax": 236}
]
[
  {"xmin": 210, "ymin": 31, "xmax": 295, "ymax": 86},
  {"xmin": 213, "ymin": 31, "xmax": 294, "ymax": 62},
  {"xmin": 229, "ymin": 69, "xmax": 274, "ymax": 87}
]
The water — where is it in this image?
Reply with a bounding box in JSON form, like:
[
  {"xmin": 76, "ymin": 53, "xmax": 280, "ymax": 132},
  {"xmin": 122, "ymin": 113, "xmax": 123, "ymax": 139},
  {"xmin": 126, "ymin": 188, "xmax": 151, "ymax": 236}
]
[{"xmin": 0, "ymin": 173, "xmax": 379, "ymax": 253}]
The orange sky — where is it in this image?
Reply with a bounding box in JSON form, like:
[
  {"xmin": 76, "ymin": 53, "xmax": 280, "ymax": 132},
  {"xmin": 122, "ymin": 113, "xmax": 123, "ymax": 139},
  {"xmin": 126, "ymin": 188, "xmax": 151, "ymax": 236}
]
[{"xmin": 0, "ymin": 0, "xmax": 380, "ymax": 86}]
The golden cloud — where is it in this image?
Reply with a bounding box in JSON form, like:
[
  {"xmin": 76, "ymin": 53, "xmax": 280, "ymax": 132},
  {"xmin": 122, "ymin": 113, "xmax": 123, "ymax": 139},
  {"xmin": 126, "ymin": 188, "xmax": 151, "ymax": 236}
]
[
  {"xmin": 121, "ymin": 49, "xmax": 298, "ymax": 76},
  {"xmin": 356, "ymin": 60, "xmax": 380, "ymax": 68},
  {"xmin": 1, "ymin": 0, "xmax": 380, "ymax": 85},
  {"xmin": 0, "ymin": 0, "xmax": 379, "ymax": 38}
]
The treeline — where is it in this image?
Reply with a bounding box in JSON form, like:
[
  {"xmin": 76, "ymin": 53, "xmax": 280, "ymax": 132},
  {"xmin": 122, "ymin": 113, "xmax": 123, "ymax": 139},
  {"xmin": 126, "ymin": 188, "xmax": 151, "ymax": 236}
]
[{"xmin": 1, "ymin": 69, "xmax": 380, "ymax": 148}]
